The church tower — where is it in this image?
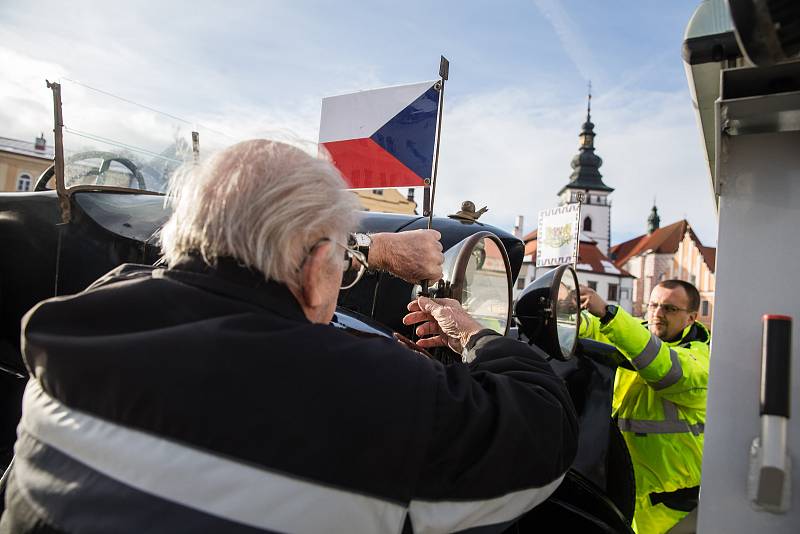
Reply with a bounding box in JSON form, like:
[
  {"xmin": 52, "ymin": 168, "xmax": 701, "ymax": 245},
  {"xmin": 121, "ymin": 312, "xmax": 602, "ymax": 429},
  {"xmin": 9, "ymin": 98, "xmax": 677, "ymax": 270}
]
[
  {"xmin": 647, "ymin": 203, "xmax": 661, "ymax": 234},
  {"xmin": 557, "ymin": 90, "xmax": 614, "ymax": 255}
]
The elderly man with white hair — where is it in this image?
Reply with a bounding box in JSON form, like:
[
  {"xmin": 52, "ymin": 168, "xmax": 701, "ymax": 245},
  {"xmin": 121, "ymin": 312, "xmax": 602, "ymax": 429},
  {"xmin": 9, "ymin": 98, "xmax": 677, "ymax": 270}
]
[{"xmin": 2, "ymin": 139, "xmax": 578, "ymax": 534}]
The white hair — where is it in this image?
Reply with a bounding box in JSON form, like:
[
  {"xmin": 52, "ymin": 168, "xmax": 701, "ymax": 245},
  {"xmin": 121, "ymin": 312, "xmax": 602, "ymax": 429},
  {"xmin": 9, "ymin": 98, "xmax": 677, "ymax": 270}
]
[{"xmin": 160, "ymin": 139, "xmax": 361, "ymax": 290}]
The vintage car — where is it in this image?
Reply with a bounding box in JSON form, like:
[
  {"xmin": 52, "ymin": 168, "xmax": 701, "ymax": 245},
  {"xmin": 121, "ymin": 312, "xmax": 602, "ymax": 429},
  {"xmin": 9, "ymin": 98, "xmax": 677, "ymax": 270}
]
[{"xmin": 0, "ymin": 151, "xmax": 636, "ymax": 532}]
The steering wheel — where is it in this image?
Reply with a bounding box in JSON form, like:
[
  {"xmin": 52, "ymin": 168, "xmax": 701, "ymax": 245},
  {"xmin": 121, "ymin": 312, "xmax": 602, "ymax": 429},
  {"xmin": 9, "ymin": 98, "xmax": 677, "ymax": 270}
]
[
  {"xmin": 34, "ymin": 151, "xmax": 147, "ymax": 191},
  {"xmin": 33, "ymin": 166, "xmax": 55, "ymax": 192}
]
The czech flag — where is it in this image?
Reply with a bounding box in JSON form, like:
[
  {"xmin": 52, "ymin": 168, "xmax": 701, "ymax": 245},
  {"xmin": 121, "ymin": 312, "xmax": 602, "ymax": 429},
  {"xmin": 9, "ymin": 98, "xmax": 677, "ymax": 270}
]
[{"xmin": 319, "ymin": 81, "xmax": 439, "ymax": 189}]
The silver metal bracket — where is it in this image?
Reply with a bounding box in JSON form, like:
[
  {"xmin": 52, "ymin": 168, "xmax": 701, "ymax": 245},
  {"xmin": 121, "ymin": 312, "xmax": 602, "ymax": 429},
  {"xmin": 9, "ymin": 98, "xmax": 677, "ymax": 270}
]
[{"xmin": 748, "ymin": 416, "xmax": 792, "ymax": 513}]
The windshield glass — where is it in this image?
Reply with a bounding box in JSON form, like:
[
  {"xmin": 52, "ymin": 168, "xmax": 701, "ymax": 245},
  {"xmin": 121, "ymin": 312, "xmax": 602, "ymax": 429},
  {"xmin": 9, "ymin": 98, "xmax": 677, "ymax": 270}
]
[
  {"xmin": 57, "ymin": 78, "xmax": 233, "ymax": 194},
  {"xmin": 64, "ymin": 151, "xmax": 182, "ymax": 194}
]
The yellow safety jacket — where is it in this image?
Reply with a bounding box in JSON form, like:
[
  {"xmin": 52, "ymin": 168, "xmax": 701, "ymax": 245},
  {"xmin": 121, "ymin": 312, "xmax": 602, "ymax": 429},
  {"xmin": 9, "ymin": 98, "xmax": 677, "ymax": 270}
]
[{"xmin": 579, "ymin": 307, "xmax": 710, "ymax": 501}]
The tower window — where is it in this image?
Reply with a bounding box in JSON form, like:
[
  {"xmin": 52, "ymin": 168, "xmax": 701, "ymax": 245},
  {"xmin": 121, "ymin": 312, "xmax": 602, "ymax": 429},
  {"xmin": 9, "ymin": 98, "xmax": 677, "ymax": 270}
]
[
  {"xmin": 16, "ymin": 173, "xmax": 32, "ymax": 192},
  {"xmin": 583, "ymin": 216, "xmax": 592, "ymax": 232}
]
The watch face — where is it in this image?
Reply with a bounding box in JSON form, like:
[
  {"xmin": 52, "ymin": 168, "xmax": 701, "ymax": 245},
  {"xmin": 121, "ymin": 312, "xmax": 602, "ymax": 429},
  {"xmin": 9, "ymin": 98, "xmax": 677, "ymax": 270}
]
[{"xmin": 354, "ymin": 233, "xmax": 372, "ymax": 248}]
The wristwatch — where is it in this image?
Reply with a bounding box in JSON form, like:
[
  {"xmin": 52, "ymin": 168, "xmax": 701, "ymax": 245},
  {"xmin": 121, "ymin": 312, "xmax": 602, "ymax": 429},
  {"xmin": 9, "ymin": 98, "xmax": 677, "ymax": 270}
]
[
  {"xmin": 350, "ymin": 233, "xmax": 372, "ymax": 263},
  {"xmin": 600, "ymin": 304, "xmax": 618, "ymax": 325}
]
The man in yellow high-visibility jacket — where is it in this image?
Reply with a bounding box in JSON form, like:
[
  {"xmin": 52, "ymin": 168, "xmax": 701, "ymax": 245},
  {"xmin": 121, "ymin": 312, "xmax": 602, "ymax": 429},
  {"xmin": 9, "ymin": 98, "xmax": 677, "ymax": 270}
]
[{"xmin": 579, "ymin": 280, "xmax": 710, "ymax": 534}]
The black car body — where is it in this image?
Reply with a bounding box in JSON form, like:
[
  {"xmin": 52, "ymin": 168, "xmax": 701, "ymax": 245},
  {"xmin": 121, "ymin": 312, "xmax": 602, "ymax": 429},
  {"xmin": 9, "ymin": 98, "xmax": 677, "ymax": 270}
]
[{"xmin": 0, "ymin": 154, "xmax": 635, "ymax": 532}]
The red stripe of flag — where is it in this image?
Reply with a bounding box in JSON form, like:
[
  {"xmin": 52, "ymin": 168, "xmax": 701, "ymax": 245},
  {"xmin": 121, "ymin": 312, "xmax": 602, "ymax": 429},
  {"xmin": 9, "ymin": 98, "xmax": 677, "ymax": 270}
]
[{"xmin": 322, "ymin": 138, "xmax": 427, "ymax": 189}]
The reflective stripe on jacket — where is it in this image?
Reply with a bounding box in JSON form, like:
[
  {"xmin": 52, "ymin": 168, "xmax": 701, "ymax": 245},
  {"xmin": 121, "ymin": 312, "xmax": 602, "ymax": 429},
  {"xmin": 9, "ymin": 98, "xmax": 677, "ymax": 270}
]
[{"xmin": 579, "ymin": 307, "xmax": 710, "ymax": 498}]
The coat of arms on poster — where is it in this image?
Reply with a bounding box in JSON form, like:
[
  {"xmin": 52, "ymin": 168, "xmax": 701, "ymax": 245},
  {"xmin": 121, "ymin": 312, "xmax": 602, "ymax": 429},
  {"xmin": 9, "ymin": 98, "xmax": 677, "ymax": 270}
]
[{"xmin": 536, "ymin": 204, "xmax": 580, "ymax": 267}]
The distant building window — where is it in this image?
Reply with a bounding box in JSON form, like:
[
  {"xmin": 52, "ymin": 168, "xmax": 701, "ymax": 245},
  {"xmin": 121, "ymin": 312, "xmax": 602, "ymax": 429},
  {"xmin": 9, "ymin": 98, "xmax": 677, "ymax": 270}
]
[
  {"xmin": 583, "ymin": 216, "xmax": 592, "ymax": 232},
  {"xmin": 702, "ymin": 300, "xmax": 709, "ymax": 316},
  {"xmin": 516, "ymin": 277, "xmax": 526, "ymax": 290},
  {"xmin": 16, "ymin": 173, "xmax": 32, "ymax": 192},
  {"xmin": 588, "ymin": 281, "xmax": 597, "ymax": 291},
  {"xmin": 620, "ymin": 288, "xmax": 629, "ymax": 301},
  {"xmin": 690, "ymin": 274, "xmax": 696, "ymax": 286},
  {"xmin": 608, "ymin": 283, "xmax": 618, "ymax": 301},
  {"xmin": 372, "ymin": 189, "xmax": 383, "ymax": 195}
]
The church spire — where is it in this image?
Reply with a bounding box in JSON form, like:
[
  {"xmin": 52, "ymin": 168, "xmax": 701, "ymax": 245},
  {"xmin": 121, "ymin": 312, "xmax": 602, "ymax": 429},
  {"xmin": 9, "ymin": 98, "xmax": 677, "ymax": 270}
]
[
  {"xmin": 586, "ymin": 81, "xmax": 592, "ymax": 126},
  {"xmin": 558, "ymin": 84, "xmax": 613, "ymax": 196},
  {"xmin": 580, "ymin": 84, "xmax": 595, "ymax": 149},
  {"xmin": 648, "ymin": 202, "xmax": 661, "ymax": 234}
]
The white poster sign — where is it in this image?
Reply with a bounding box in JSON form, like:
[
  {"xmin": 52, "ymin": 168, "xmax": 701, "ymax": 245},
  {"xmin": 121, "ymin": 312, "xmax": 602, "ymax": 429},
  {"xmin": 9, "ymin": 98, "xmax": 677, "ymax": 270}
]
[{"xmin": 536, "ymin": 204, "xmax": 581, "ymax": 267}]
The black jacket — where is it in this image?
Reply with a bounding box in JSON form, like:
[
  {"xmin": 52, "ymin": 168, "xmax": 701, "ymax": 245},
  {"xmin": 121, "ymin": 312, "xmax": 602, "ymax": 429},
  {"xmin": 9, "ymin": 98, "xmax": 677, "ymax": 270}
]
[{"xmin": 2, "ymin": 258, "xmax": 578, "ymax": 534}]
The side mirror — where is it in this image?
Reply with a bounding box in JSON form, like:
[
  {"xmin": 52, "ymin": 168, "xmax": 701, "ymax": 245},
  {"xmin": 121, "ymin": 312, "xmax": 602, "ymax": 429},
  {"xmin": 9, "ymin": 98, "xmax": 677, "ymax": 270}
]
[
  {"xmin": 514, "ymin": 264, "xmax": 580, "ymax": 361},
  {"xmin": 420, "ymin": 231, "xmax": 512, "ymax": 336}
]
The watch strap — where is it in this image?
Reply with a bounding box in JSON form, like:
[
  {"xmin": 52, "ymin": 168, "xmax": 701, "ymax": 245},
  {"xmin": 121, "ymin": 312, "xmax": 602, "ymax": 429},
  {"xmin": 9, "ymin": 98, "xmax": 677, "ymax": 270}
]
[{"xmin": 600, "ymin": 305, "xmax": 618, "ymax": 325}]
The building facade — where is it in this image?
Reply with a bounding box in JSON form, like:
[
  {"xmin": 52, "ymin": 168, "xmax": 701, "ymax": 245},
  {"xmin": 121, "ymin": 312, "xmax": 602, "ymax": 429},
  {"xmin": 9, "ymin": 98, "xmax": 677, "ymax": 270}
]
[
  {"xmin": 610, "ymin": 208, "xmax": 716, "ymax": 325},
  {"xmin": 0, "ymin": 134, "xmax": 54, "ymax": 192},
  {"xmin": 354, "ymin": 188, "xmax": 417, "ymax": 214},
  {"xmin": 515, "ymin": 99, "xmax": 634, "ymax": 311}
]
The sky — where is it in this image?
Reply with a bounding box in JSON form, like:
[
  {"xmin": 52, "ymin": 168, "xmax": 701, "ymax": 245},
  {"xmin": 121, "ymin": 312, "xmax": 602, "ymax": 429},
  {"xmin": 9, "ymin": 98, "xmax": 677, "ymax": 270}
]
[{"xmin": 0, "ymin": 0, "xmax": 718, "ymax": 246}]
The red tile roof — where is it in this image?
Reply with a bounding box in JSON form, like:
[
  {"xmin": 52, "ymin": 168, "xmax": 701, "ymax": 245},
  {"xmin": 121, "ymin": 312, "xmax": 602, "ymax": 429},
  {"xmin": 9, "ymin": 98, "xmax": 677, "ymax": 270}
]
[
  {"xmin": 521, "ymin": 228, "xmax": 538, "ymax": 243},
  {"xmin": 610, "ymin": 220, "xmax": 689, "ymax": 266},
  {"xmin": 609, "ymin": 219, "xmax": 716, "ymax": 273},
  {"xmin": 700, "ymin": 245, "xmax": 716, "ymax": 272}
]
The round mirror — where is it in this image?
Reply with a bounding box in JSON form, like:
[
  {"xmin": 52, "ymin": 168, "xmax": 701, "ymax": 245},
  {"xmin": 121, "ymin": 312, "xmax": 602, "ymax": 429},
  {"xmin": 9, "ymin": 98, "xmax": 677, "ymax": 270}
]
[
  {"xmin": 513, "ymin": 264, "xmax": 580, "ymax": 360},
  {"xmin": 459, "ymin": 235, "xmax": 511, "ymax": 335},
  {"xmin": 554, "ymin": 266, "xmax": 580, "ymax": 359},
  {"xmin": 422, "ymin": 231, "xmax": 512, "ymax": 336}
]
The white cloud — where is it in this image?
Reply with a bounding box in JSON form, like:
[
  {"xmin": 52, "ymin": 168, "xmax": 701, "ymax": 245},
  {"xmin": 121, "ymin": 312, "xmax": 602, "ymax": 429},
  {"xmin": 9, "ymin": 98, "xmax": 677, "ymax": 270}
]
[
  {"xmin": 0, "ymin": 48, "xmax": 66, "ymax": 141},
  {"xmin": 431, "ymin": 85, "xmax": 718, "ymax": 247}
]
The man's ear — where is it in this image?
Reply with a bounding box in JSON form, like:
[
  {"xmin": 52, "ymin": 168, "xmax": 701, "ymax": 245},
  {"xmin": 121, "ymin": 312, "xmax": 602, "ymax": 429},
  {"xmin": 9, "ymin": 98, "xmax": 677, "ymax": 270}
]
[
  {"xmin": 300, "ymin": 242, "xmax": 331, "ymax": 309},
  {"xmin": 688, "ymin": 310, "xmax": 698, "ymax": 324}
]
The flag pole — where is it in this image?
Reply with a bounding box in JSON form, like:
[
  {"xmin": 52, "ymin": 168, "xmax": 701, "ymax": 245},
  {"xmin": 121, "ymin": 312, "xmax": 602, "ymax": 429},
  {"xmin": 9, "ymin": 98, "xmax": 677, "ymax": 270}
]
[
  {"xmin": 420, "ymin": 56, "xmax": 448, "ymax": 298},
  {"xmin": 574, "ymin": 192, "xmax": 584, "ymax": 272},
  {"xmin": 426, "ymin": 55, "xmax": 449, "ymax": 230}
]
